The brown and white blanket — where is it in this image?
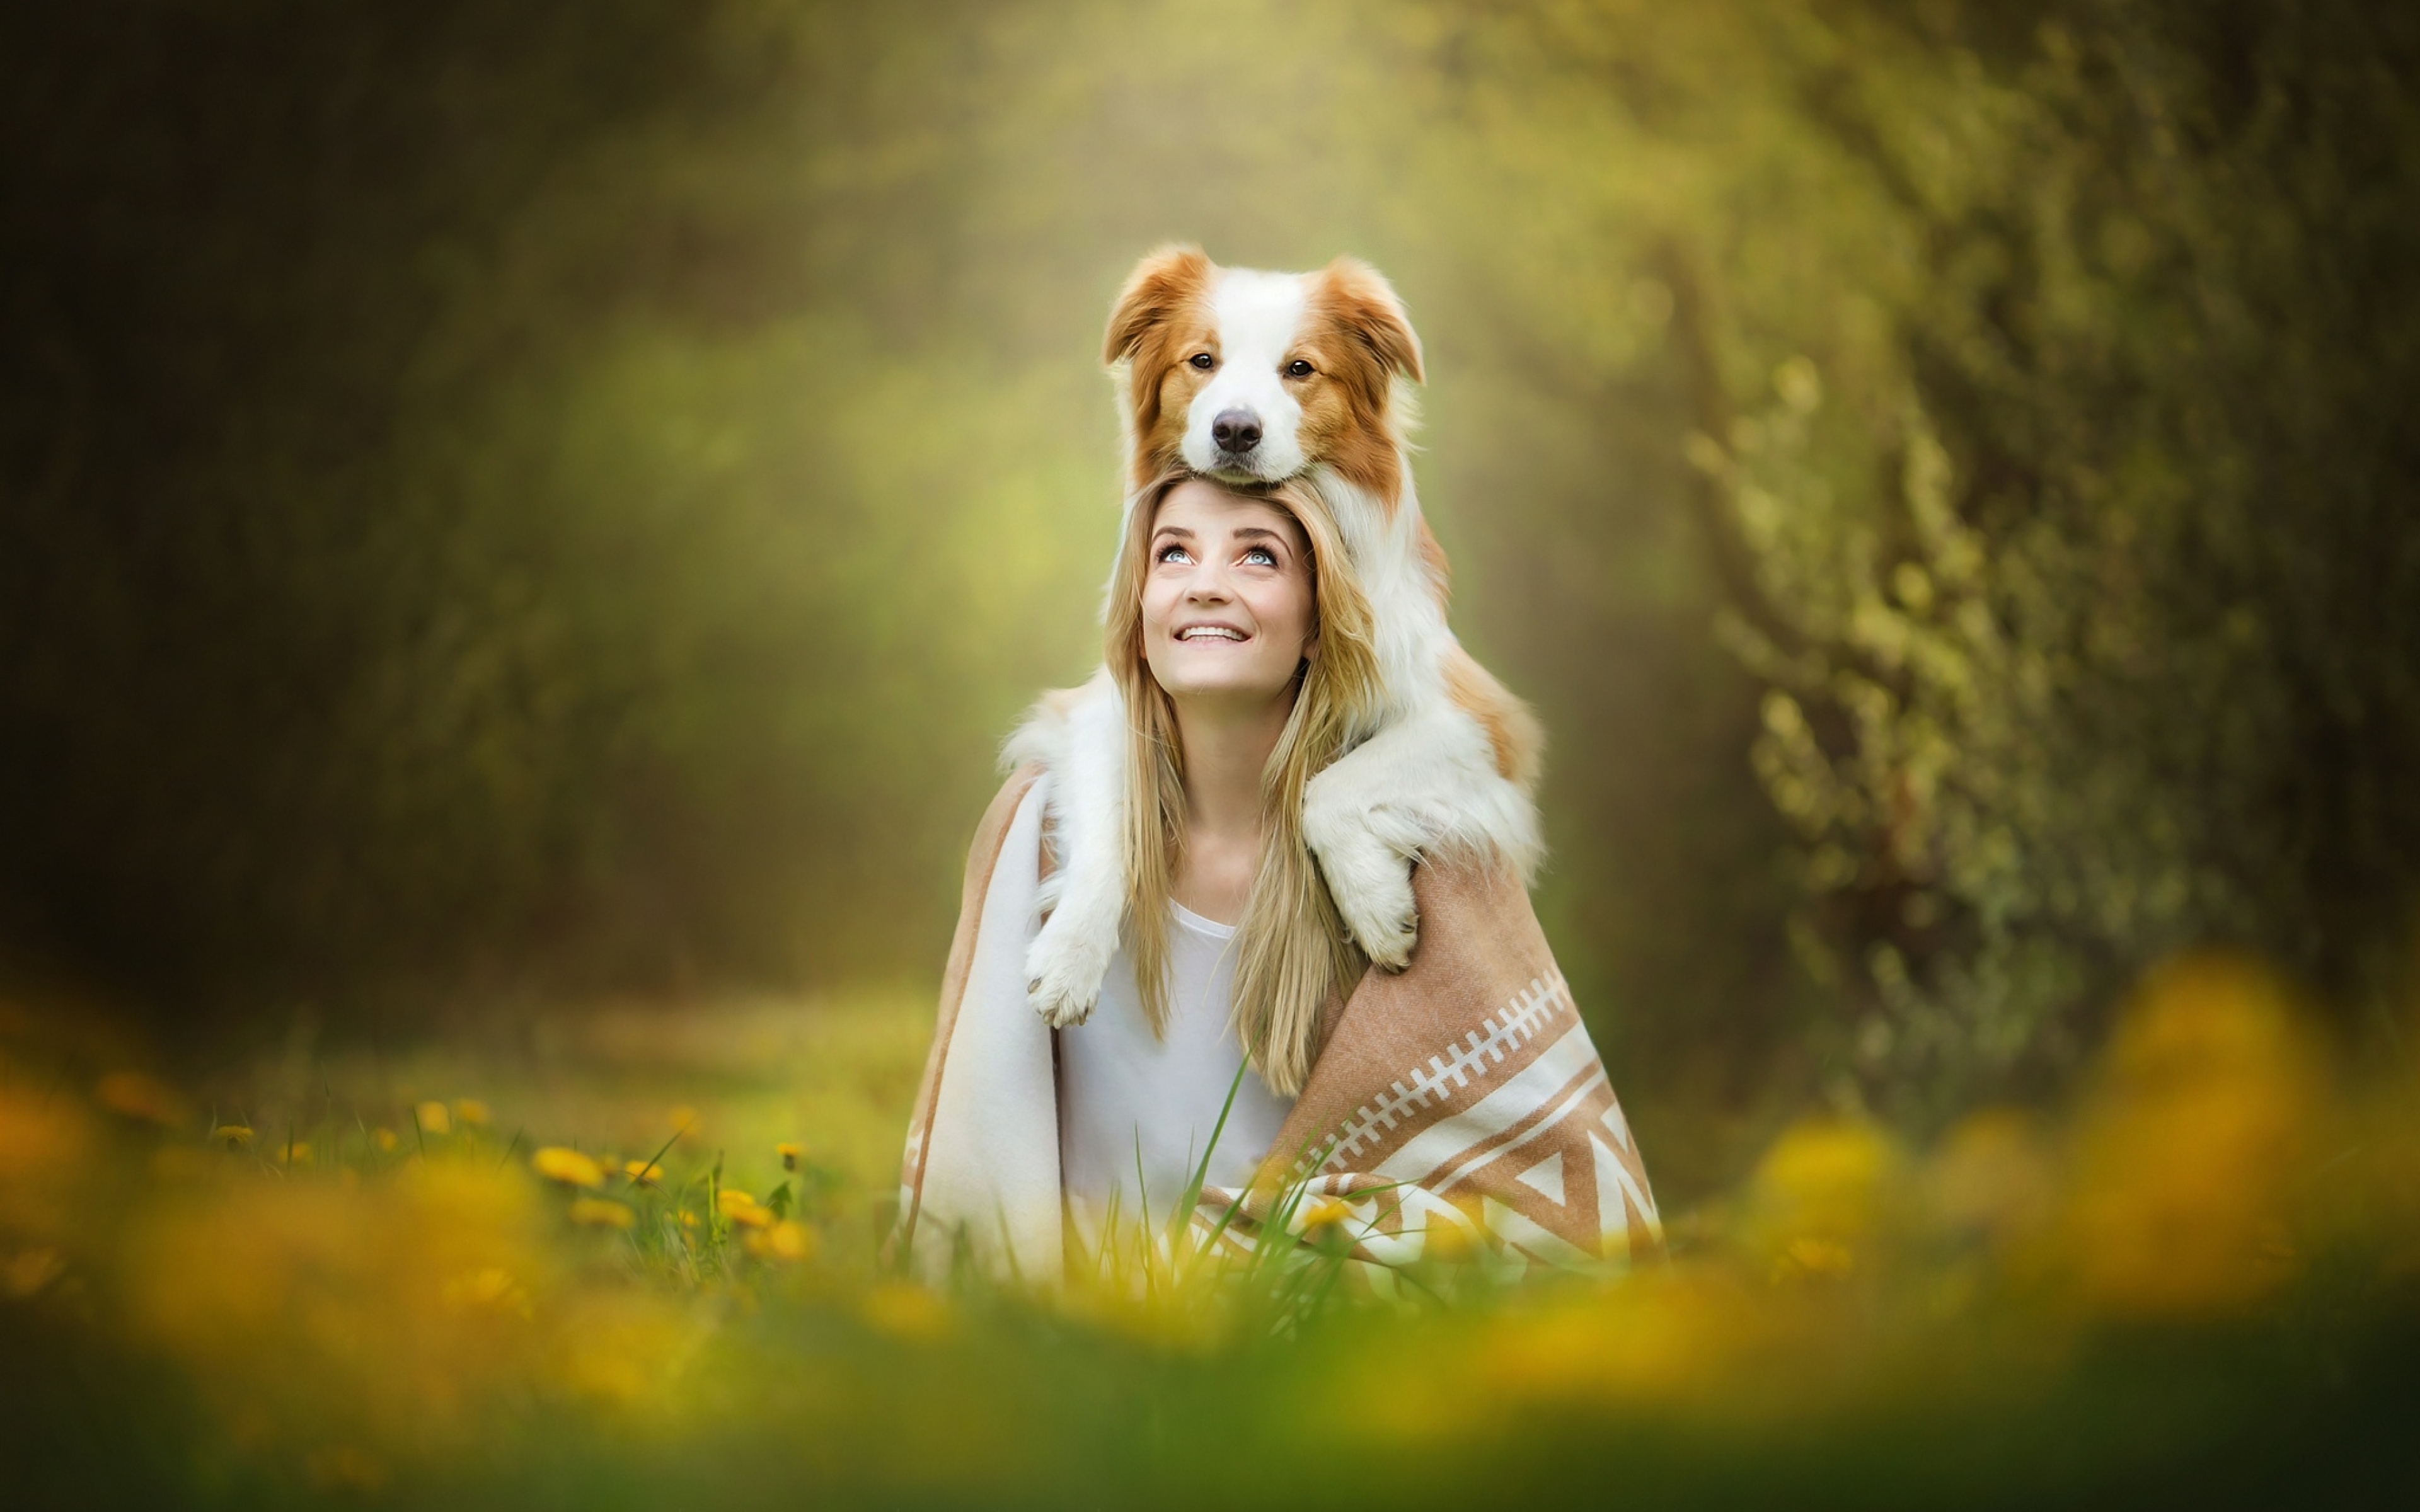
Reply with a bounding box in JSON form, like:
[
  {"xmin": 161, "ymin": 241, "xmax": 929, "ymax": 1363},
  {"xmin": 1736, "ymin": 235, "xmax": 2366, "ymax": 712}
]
[{"xmin": 892, "ymin": 767, "xmax": 1662, "ymax": 1282}]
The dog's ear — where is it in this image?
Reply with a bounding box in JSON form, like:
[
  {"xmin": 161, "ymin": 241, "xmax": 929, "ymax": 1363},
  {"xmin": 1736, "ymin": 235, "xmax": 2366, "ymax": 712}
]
[
  {"xmin": 1318, "ymin": 256, "xmax": 1424, "ymax": 386},
  {"xmin": 1104, "ymin": 244, "xmax": 1213, "ymax": 366}
]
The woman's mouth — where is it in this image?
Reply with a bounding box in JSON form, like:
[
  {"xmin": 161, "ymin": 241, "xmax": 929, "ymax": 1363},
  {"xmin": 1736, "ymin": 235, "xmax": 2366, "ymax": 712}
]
[{"xmin": 1176, "ymin": 624, "xmax": 1249, "ymax": 643}]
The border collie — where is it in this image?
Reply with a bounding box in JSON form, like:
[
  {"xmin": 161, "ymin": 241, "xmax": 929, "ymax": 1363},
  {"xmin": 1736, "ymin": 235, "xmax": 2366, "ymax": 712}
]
[{"xmin": 1018, "ymin": 245, "xmax": 1542, "ymax": 1028}]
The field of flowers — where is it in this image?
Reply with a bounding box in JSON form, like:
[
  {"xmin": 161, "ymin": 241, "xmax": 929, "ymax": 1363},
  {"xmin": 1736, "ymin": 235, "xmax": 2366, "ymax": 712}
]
[{"xmin": 4, "ymin": 956, "xmax": 2419, "ymax": 1508}]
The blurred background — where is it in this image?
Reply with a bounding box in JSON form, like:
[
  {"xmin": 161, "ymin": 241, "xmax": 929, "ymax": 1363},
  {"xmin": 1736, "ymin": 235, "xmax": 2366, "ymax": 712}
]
[{"xmin": 3, "ymin": 0, "xmax": 2416, "ymax": 1202}]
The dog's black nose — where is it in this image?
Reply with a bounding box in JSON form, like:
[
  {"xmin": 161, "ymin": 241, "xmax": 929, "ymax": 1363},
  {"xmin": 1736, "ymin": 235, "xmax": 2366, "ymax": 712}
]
[{"xmin": 1211, "ymin": 410, "xmax": 1262, "ymax": 454}]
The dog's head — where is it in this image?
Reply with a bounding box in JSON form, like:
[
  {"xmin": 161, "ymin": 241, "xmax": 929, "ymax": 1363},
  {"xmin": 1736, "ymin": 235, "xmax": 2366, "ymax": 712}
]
[{"xmin": 1104, "ymin": 246, "xmax": 1423, "ymax": 502}]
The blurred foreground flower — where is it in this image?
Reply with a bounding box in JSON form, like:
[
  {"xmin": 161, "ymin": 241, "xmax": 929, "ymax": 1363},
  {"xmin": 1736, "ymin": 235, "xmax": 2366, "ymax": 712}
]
[
  {"xmin": 568, "ymin": 1198, "xmax": 636, "ymax": 1230},
  {"xmin": 1744, "ymin": 1116, "xmax": 1903, "ymax": 1277},
  {"xmin": 414, "ymin": 1101, "xmax": 451, "ymax": 1137},
  {"xmin": 745, "ymin": 1220, "xmax": 815, "ymax": 1262},
  {"xmin": 212, "ymin": 1125, "xmax": 253, "ymax": 1150},
  {"xmin": 533, "ymin": 1148, "xmax": 606, "ymax": 1188},
  {"xmin": 623, "ymin": 1159, "xmax": 662, "ymax": 1189},
  {"xmin": 860, "ymin": 1281, "xmax": 952, "ymax": 1342},
  {"xmin": 777, "ymin": 1142, "xmax": 801, "ymax": 1172},
  {"xmin": 717, "ymin": 1189, "xmax": 773, "ymax": 1228},
  {"xmin": 2051, "ymin": 952, "xmax": 2325, "ymax": 1319},
  {"xmin": 452, "ymin": 1099, "xmax": 490, "ymax": 1127}
]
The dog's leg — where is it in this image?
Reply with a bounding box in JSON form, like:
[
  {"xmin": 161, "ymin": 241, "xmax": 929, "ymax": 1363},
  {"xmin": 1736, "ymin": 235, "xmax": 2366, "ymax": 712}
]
[
  {"xmin": 1305, "ymin": 702, "xmax": 1543, "ymax": 970},
  {"xmin": 1023, "ymin": 669, "xmax": 1128, "ymax": 1027}
]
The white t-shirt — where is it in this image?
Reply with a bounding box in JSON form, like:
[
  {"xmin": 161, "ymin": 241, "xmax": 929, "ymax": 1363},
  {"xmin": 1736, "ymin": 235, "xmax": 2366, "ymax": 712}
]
[{"xmin": 1057, "ymin": 902, "xmax": 1296, "ymax": 1246}]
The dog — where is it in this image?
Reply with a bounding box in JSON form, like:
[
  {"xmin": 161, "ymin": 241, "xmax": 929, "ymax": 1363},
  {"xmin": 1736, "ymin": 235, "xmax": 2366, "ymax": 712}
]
[{"xmin": 1018, "ymin": 245, "xmax": 1543, "ymax": 1029}]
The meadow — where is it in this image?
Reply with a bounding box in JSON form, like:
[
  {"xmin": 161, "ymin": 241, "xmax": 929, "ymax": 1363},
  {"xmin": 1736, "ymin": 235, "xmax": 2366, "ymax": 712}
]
[
  {"xmin": 4, "ymin": 3, "xmax": 2417, "ymax": 1504},
  {"xmin": 6, "ymin": 952, "xmax": 2418, "ymax": 1507}
]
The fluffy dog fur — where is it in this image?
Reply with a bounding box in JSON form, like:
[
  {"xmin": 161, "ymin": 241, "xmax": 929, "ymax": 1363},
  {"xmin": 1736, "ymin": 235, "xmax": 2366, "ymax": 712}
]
[{"xmin": 1017, "ymin": 246, "xmax": 1543, "ymax": 1029}]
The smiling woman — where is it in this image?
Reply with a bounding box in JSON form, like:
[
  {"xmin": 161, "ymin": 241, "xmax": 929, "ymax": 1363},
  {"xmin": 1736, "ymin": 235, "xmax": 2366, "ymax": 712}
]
[{"xmin": 892, "ymin": 469, "xmax": 1662, "ymax": 1283}]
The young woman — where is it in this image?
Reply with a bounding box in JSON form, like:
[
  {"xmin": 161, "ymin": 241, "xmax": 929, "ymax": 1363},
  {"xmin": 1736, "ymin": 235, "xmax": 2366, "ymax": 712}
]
[{"xmin": 893, "ymin": 472, "xmax": 1660, "ymax": 1281}]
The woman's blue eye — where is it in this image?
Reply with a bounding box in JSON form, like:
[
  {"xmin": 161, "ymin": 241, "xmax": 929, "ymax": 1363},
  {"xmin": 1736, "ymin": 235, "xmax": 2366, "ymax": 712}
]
[
  {"xmin": 1243, "ymin": 547, "xmax": 1277, "ymax": 566},
  {"xmin": 1157, "ymin": 545, "xmax": 1192, "ymax": 564}
]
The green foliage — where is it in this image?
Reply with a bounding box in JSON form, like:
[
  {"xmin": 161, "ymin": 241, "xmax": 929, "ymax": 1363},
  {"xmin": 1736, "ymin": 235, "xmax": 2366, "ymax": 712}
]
[
  {"xmin": 1686, "ymin": 3, "xmax": 2420, "ymax": 1111},
  {"xmin": 1, "ymin": 0, "xmax": 2412, "ymax": 1147}
]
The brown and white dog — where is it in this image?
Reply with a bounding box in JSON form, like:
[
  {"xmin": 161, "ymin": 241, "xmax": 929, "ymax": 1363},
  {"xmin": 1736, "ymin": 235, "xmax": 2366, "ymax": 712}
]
[{"xmin": 1017, "ymin": 245, "xmax": 1543, "ymax": 1028}]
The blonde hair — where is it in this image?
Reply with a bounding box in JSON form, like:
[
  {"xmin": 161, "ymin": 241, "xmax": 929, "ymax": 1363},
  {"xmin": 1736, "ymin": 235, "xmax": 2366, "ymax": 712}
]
[{"xmin": 1105, "ymin": 470, "xmax": 1382, "ymax": 1096}]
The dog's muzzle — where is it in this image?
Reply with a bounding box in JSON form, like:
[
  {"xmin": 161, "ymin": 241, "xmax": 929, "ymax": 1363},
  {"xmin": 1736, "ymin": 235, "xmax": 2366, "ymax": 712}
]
[{"xmin": 1211, "ymin": 409, "xmax": 1263, "ymax": 455}]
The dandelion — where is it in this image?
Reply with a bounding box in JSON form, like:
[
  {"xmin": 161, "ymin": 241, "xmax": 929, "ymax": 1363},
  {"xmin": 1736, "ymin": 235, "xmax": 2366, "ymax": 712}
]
[
  {"xmin": 532, "ymin": 1147, "xmax": 606, "ymax": 1188},
  {"xmin": 282, "ymin": 1140, "xmax": 313, "ymax": 1167},
  {"xmin": 679, "ymin": 1210, "xmax": 699, "ymax": 1229},
  {"xmin": 746, "ymin": 1220, "xmax": 816, "ymax": 1262},
  {"xmin": 212, "ymin": 1124, "xmax": 253, "ymax": 1150},
  {"xmin": 718, "ymin": 1189, "xmax": 774, "ymax": 1228},
  {"xmin": 569, "ymin": 1198, "xmax": 637, "ymax": 1230},
  {"xmin": 452, "ymin": 1099, "xmax": 491, "ymax": 1127},
  {"xmin": 623, "ymin": 1158, "xmax": 662, "ymax": 1189},
  {"xmin": 413, "ymin": 1101, "xmax": 451, "ymax": 1137},
  {"xmin": 777, "ymin": 1142, "xmax": 802, "ymax": 1172},
  {"xmin": 371, "ymin": 1126, "xmax": 399, "ymax": 1153},
  {"xmin": 861, "ymin": 1281, "xmax": 952, "ymax": 1342},
  {"xmin": 1298, "ymin": 1197, "xmax": 1354, "ymax": 1234},
  {"xmin": 442, "ymin": 1267, "xmax": 524, "ymax": 1311}
]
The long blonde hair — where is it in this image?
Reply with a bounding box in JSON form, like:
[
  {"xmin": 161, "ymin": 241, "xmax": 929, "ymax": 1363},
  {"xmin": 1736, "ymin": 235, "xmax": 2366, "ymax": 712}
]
[{"xmin": 1105, "ymin": 470, "xmax": 1383, "ymax": 1096}]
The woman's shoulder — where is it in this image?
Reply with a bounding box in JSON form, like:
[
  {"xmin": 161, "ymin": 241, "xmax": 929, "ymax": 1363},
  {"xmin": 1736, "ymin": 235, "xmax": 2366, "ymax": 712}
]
[{"xmin": 964, "ymin": 762, "xmax": 1046, "ymax": 871}]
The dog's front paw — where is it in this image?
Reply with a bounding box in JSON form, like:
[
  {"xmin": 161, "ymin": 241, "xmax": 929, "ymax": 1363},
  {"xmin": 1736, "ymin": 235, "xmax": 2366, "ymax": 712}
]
[
  {"xmin": 1025, "ymin": 911, "xmax": 1117, "ymax": 1028},
  {"xmin": 1323, "ymin": 837, "xmax": 1419, "ymax": 971}
]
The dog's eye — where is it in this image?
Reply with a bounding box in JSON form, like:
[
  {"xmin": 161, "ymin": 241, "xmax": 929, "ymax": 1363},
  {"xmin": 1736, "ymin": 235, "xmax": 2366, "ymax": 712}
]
[
  {"xmin": 1284, "ymin": 359, "xmax": 1315, "ymax": 378},
  {"xmin": 1189, "ymin": 353, "xmax": 1215, "ymax": 370}
]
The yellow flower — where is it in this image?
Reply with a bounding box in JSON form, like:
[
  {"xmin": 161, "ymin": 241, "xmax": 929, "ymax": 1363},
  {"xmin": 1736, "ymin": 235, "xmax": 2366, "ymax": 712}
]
[
  {"xmin": 531, "ymin": 1147, "xmax": 606, "ymax": 1188},
  {"xmin": 679, "ymin": 1210, "xmax": 699, "ymax": 1229},
  {"xmin": 452, "ymin": 1099, "xmax": 490, "ymax": 1128},
  {"xmin": 212, "ymin": 1124, "xmax": 253, "ymax": 1149},
  {"xmin": 860, "ymin": 1281, "xmax": 952, "ymax": 1342},
  {"xmin": 568, "ymin": 1198, "xmax": 636, "ymax": 1230},
  {"xmin": 413, "ymin": 1101, "xmax": 451, "ymax": 1137},
  {"xmin": 714, "ymin": 1186, "xmax": 775, "ymax": 1228},
  {"xmin": 371, "ymin": 1126, "xmax": 399, "ymax": 1153},
  {"xmin": 622, "ymin": 1159, "xmax": 662, "ymax": 1189},
  {"xmin": 777, "ymin": 1142, "xmax": 802, "ymax": 1172},
  {"xmin": 282, "ymin": 1141, "xmax": 313, "ymax": 1167},
  {"xmin": 2053, "ymin": 952, "xmax": 2325, "ymax": 1319},
  {"xmin": 1297, "ymin": 1197, "xmax": 1354, "ymax": 1234},
  {"xmin": 441, "ymin": 1267, "xmax": 524, "ymax": 1311},
  {"xmin": 745, "ymin": 1220, "xmax": 816, "ymax": 1262}
]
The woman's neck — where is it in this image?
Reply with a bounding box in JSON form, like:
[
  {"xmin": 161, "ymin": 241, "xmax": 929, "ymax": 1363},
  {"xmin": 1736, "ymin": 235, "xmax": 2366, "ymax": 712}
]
[{"xmin": 1169, "ymin": 693, "xmax": 1291, "ymax": 925}]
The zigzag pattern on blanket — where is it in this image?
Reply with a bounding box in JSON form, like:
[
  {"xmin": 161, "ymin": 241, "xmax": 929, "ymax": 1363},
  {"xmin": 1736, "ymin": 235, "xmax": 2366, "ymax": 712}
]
[{"xmin": 1197, "ymin": 971, "xmax": 1663, "ymax": 1271}]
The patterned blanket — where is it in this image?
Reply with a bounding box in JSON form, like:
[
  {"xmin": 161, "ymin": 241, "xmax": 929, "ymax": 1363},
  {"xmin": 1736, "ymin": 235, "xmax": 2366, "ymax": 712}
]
[{"xmin": 892, "ymin": 767, "xmax": 1662, "ymax": 1281}]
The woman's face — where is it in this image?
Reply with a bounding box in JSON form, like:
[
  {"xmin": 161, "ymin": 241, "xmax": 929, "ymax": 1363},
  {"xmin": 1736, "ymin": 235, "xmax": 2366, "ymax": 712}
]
[{"xmin": 1140, "ymin": 478, "xmax": 1316, "ymax": 713}]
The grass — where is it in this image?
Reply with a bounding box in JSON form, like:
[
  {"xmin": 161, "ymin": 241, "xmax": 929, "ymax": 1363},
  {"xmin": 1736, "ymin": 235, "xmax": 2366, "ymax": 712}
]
[{"xmin": 4, "ymin": 956, "xmax": 2420, "ymax": 1508}]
